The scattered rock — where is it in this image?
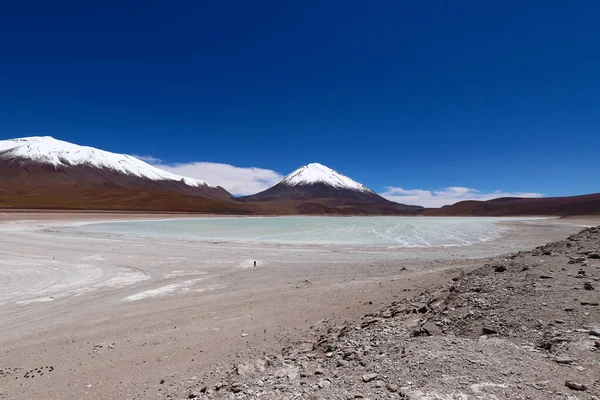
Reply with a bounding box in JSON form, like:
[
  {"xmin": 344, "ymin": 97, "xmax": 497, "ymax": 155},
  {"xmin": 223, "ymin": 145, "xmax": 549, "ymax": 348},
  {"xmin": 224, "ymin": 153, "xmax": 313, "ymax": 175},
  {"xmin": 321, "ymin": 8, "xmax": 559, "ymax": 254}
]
[
  {"xmin": 192, "ymin": 225, "xmax": 600, "ymax": 400},
  {"xmin": 317, "ymin": 379, "xmax": 331, "ymax": 389},
  {"xmin": 482, "ymin": 325, "xmax": 499, "ymax": 335},
  {"xmin": 362, "ymin": 373, "xmax": 378, "ymax": 383},
  {"xmin": 583, "ymin": 281, "xmax": 594, "ymax": 290},
  {"xmin": 555, "ymin": 355, "xmax": 576, "ymax": 364},
  {"xmin": 565, "ymin": 381, "xmax": 587, "ymax": 391}
]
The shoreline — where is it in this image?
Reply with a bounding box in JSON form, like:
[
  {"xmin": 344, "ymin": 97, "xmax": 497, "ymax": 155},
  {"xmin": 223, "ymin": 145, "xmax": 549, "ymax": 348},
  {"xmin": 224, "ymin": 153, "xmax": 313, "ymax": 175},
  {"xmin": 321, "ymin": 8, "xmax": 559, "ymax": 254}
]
[{"xmin": 0, "ymin": 213, "xmax": 598, "ymax": 399}]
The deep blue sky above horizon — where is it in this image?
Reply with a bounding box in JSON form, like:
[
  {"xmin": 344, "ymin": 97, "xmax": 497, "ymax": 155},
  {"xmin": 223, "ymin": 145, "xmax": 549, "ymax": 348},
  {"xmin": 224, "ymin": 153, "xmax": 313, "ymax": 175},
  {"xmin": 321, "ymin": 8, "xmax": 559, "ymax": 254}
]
[{"xmin": 1, "ymin": 1, "xmax": 599, "ymax": 204}]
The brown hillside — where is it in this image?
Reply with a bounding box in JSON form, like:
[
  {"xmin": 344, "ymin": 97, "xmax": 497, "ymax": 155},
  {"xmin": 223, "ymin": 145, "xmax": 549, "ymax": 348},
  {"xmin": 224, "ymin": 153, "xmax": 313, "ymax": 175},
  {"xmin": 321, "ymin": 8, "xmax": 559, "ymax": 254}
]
[
  {"xmin": 0, "ymin": 159, "xmax": 251, "ymax": 213},
  {"xmin": 424, "ymin": 193, "xmax": 600, "ymax": 216}
]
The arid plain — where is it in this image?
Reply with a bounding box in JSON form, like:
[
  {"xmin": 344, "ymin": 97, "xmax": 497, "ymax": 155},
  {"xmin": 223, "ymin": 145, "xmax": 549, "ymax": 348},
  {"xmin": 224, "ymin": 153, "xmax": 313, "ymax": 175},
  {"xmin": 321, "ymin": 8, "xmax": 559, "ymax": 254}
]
[{"xmin": 0, "ymin": 213, "xmax": 597, "ymax": 399}]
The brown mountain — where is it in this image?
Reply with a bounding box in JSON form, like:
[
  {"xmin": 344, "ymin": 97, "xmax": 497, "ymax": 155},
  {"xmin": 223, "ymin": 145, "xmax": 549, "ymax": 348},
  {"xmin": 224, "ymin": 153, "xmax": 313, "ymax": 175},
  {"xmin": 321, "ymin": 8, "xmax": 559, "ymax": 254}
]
[
  {"xmin": 0, "ymin": 137, "xmax": 250, "ymax": 213},
  {"xmin": 424, "ymin": 193, "xmax": 600, "ymax": 216},
  {"xmin": 239, "ymin": 163, "xmax": 423, "ymax": 215}
]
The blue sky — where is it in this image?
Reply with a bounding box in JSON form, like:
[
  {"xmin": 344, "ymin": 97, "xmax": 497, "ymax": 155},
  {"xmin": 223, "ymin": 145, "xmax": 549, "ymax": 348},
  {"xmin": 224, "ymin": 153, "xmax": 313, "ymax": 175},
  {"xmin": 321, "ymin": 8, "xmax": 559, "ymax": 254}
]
[{"xmin": 1, "ymin": 1, "xmax": 598, "ymax": 206}]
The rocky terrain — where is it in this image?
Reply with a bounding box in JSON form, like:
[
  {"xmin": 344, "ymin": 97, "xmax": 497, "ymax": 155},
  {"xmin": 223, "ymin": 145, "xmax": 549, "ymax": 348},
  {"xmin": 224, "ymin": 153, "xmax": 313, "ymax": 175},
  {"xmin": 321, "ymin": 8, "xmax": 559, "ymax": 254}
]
[{"xmin": 178, "ymin": 226, "xmax": 600, "ymax": 399}]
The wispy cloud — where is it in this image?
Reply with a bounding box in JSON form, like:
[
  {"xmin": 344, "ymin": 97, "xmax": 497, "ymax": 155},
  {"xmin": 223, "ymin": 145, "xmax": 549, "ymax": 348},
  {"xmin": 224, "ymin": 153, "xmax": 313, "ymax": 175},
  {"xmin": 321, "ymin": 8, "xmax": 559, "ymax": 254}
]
[
  {"xmin": 381, "ymin": 186, "xmax": 544, "ymax": 208},
  {"xmin": 138, "ymin": 159, "xmax": 283, "ymax": 196},
  {"xmin": 132, "ymin": 154, "xmax": 163, "ymax": 164}
]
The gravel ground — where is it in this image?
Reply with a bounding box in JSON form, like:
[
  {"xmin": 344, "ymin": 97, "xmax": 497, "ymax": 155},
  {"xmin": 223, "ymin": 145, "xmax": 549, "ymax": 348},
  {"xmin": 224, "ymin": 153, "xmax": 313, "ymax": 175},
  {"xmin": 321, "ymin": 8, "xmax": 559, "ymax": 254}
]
[{"xmin": 190, "ymin": 226, "xmax": 600, "ymax": 400}]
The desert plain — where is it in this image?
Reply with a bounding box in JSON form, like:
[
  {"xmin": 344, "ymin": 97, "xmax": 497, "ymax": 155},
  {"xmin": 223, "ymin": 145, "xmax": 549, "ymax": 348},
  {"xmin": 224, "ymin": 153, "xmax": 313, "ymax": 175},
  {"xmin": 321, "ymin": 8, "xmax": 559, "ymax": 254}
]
[{"xmin": 0, "ymin": 212, "xmax": 598, "ymax": 399}]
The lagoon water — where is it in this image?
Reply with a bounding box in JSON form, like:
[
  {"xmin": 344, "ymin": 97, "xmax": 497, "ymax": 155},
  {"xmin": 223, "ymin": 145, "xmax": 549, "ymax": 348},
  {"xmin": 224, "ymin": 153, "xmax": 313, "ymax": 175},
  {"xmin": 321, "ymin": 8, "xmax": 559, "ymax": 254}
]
[{"xmin": 71, "ymin": 216, "xmax": 539, "ymax": 248}]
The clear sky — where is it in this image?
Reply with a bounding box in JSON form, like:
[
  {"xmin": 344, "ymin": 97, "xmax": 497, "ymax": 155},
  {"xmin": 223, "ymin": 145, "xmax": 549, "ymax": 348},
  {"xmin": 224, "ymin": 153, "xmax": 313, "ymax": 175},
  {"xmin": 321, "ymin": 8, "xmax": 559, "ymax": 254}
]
[{"xmin": 1, "ymin": 1, "xmax": 598, "ymax": 206}]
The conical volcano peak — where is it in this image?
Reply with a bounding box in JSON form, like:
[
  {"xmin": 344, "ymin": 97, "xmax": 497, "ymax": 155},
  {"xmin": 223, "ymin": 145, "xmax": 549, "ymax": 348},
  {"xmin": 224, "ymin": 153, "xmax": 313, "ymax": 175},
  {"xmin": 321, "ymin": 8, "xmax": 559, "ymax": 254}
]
[{"xmin": 279, "ymin": 163, "xmax": 373, "ymax": 193}]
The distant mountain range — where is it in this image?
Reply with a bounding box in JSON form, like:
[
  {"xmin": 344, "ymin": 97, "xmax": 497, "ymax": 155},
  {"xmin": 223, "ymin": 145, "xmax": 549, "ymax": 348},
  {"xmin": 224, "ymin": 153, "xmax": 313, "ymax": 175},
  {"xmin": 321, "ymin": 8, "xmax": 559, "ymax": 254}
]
[{"xmin": 0, "ymin": 136, "xmax": 598, "ymax": 216}]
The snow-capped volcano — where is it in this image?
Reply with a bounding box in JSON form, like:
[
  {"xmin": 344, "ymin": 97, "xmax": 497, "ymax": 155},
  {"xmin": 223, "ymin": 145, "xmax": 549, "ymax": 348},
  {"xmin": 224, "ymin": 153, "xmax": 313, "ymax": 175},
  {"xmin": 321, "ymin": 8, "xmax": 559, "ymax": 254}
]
[
  {"xmin": 241, "ymin": 162, "xmax": 423, "ymax": 215},
  {"xmin": 278, "ymin": 163, "xmax": 374, "ymax": 193},
  {"xmin": 0, "ymin": 136, "xmax": 212, "ymax": 188},
  {"xmin": 0, "ymin": 136, "xmax": 234, "ymax": 208}
]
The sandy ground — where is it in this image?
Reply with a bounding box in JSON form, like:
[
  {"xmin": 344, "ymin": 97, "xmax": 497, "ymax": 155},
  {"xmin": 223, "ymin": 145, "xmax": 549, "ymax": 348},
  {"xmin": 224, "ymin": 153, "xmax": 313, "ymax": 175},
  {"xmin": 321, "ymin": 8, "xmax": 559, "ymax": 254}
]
[{"xmin": 0, "ymin": 213, "xmax": 597, "ymax": 399}]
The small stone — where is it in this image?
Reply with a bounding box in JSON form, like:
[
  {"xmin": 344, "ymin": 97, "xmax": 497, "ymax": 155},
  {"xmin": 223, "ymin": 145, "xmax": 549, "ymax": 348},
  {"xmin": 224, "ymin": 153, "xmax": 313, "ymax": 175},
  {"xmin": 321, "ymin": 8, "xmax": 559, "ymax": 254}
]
[
  {"xmin": 159, "ymin": 379, "xmax": 165, "ymax": 384},
  {"xmin": 590, "ymin": 325, "xmax": 600, "ymax": 337},
  {"xmin": 362, "ymin": 373, "xmax": 378, "ymax": 383},
  {"xmin": 555, "ymin": 355, "xmax": 576, "ymax": 364},
  {"xmin": 482, "ymin": 326, "xmax": 498, "ymax": 335},
  {"xmin": 422, "ymin": 322, "xmax": 443, "ymax": 336},
  {"xmin": 337, "ymin": 359, "xmax": 349, "ymax": 367},
  {"xmin": 188, "ymin": 391, "xmax": 200, "ymax": 399},
  {"xmin": 237, "ymin": 362, "xmax": 253, "ymax": 376},
  {"xmin": 494, "ymin": 265, "xmax": 506, "ymax": 273},
  {"xmin": 540, "ymin": 275, "xmax": 553, "ymax": 279},
  {"xmin": 387, "ymin": 383, "xmax": 398, "ymax": 392},
  {"xmin": 583, "ymin": 282, "xmax": 594, "ymax": 290},
  {"xmin": 565, "ymin": 381, "xmax": 587, "ymax": 391},
  {"xmin": 230, "ymin": 382, "xmax": 244, "ymax": 393},
  {"xmin": 589, "ymin": 253, "xmax": 600, "ymax": 259},
  {"xmin": 317, "ymin": 379, "xmax": 331, "ymax": 389},
  {"xmin": 241, "ymin": 333, "xmax": 248, "ymax": 337}
]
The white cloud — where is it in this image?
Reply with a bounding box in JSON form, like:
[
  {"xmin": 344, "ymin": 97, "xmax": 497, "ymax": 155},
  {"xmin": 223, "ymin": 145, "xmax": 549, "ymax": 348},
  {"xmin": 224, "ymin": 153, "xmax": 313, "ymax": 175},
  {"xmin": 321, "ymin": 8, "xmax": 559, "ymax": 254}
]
[
  {"xmin": 146, "ymin": 160, "xmax": 283, "ymax": 196},
  {"xmin": 131, "ymin": 154, "xmax": 544, "ymax": 207},
  {"xmin": 132, "ymin": 154, "xmax": 163, "ymax": 164},
  {"xmin": 380, "ymin": 186, "xmax": 544, "ymax": 208}
]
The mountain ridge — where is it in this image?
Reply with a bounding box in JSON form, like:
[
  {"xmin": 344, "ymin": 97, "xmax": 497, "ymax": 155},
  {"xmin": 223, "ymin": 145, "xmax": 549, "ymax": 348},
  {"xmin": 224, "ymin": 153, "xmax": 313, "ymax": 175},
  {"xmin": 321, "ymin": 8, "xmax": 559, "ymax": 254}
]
[
  {"xmin": 423, "ymin": 193, "xmax": 600, "ymax": 216},
  {"xmin": 1, "ymin": 136, "xmax": 598, "ymax": 216}
]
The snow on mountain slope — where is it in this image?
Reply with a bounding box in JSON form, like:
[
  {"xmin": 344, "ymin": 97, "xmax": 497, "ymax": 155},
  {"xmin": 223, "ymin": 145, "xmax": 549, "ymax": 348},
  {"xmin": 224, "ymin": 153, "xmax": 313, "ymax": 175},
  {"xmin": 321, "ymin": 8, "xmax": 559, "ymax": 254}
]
[
  {"xmin": 279, "ymin": 163, "xmax": 374, "ymax": 193},
  {"xmin": 0, "ymin": 136, "xmax": 214, "ymax": 188}
]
